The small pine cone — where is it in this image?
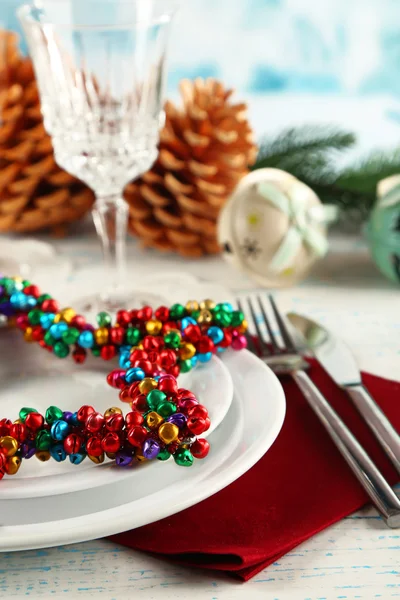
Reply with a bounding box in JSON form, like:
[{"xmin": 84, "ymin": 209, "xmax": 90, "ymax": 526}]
[
  {"xmin": 0, "ymin": 30, "xmax": 94, "ymax": 234},
  {"xmin": 126, "ymin": 78, "xmax": 257, "ymax": 257}
]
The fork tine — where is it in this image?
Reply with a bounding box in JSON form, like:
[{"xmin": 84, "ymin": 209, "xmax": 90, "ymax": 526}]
[
  {"xmin": 268, "ymin": 294, "xmax": 297, "ymax": 352},
  {"xmin": 237, "ymin": 299, "xmax": 259, "ymax": 356},
  {"xmin": 257, "ymin": 295, "xmax": 280, "ymax": 352},
  {"xmin": 246, "ymin": 297, "xmax": 271, "ymax": 354}
]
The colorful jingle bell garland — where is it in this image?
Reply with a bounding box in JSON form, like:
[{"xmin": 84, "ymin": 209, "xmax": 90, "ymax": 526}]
[{"xmin": 0, "ymin": 276, "xmax": 247, "ymax": 479}]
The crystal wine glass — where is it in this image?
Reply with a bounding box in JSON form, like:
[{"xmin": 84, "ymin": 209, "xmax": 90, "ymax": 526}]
[{"xmin": 18, "ymin": 0, "xmax": 177, "ymax": 313}]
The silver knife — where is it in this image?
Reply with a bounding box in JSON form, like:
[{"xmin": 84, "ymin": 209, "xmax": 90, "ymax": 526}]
[{"xmin": 287, "ymin": 312, "xmax": 400, "ymax": 476}]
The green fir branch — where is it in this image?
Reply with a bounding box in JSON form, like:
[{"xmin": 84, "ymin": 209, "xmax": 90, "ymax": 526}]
[
  {"xmin": 252, "ymin": 125, "xmax": 356, "ymax": 171},
  {"xmin": 334, "ymin": 149, "xmax": 400, "ymax": 194}
]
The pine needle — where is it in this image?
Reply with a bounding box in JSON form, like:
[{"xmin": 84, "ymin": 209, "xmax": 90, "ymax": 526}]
[{"xmin": 252, "ymin": 125, "xmax": 356, "ymax": 171}]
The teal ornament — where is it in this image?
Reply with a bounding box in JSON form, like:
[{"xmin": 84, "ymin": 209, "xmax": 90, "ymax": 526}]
[{"xmin": 366, "ymin": 175, "xmax": 400, "ymax": 284}]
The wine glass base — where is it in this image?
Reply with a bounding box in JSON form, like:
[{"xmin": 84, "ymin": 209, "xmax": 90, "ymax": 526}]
[{"xmin": 72, "ymin": 289, "xmax": 168, "ymax": 321}]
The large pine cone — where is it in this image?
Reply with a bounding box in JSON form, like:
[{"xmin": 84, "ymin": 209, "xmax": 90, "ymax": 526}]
[
  {"xmin": 126, "ymin": 78, "xmax": 257, "ymax": 257},
  {"xmin": 0, "ymin": 31, "xmax": 94, "ymax": 234}
]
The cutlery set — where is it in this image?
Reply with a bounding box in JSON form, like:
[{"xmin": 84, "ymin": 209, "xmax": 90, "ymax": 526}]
[{"xmin": 239, "ymin": 295, "xmax": 400, "ymax": 528}]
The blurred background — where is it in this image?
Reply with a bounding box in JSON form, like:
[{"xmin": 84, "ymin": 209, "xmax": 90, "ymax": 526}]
[{"xmin": 165, "ymin": 0, "xmax": 400, "ymax": 154}]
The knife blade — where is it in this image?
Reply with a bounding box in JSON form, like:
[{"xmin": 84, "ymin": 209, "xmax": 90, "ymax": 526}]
[{"xmin": 288, "ymin": 312, "xmax": 400, "ymax": 476}]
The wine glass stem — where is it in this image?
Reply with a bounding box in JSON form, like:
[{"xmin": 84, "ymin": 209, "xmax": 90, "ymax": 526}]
[{"xmin": 92, "ymin": 195, "xmax": 129, "ymax": 303}]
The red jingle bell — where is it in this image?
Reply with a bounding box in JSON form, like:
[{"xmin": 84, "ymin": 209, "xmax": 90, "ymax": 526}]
[
  {"xmin": 130, "ymin": 349, "xmax": 148, "ymax": 363},
  {"xmin": 9, "ymin": 422, "xmax": 27, "ymax": 443},
  {"xmin": 147, "ymin": 350, "xmax": 159, "ymax": 365},
  {"xmin": 131, "ymin": 394, "xmax": 148, "ymax": 413},
  {"xmin": 137, "ymin": 306, "xmax": 152, "ymax": 321},
  {"xmin": 132, "ymin": 359, "xmax": 153, "ymax": 375},
  {"xmin": 64, "ymin": 433, "xmax": 83, "ymax": 454},
  {"xmin": 197, "ymin": 336, "xmax": 214, "ymax": 354},
  {"xmin": 0, "ymin": 419, "xmax": 12, "ymax": 436},
  {"xmin": 77, "ymin": 405, "xmax": 95, "ymax": 423},
  {"xmin": 106, "ymin": 369, "xmax": 126, "ymax": 389},
  {"xmin": 158, "ymin": 349, "xmax": 176, "ymax": 369},
  {"xmin": 191, "ymin": 438, "xmax": 210, "ymax": 459},
  {"xmin": 183, "ymin": 324, "xmax": 201, "ymax": 343},
  {"xmin": 23, "ymin": 284, "xmax": 40, "ymax": 298},
  {"xmin": 188, "ymin": 405, "xmax": 209, "ymax": 419},
  {"xmin": 101, "ymin": 345, "xmax": 117, "ymax": 361},
  {"xmin": 142, "ymin": 336, "xmax": 164, "ymax": 352},
  {"xmin": 73, "ymin": 347, "xmax": 86, "ymax": 364},
  {"xmin": 219, "ymin": 330, "xmax": 232, "ymax": 348},
  {"xmin": 101, "ymin": 432, "xmax": 121, "ymax": 453},
  {"xmin": 41, "ymin": 299, "xmax": 59, "ymax": 313},
  {"xmin": 105, "ymin": 413, "xmax": 124, "ymax": 432},
  {"xmin": 126, "ymin": 425, "xmax": 147, "ymax": 448},
  {"xmin": 125, "ymin": 411, "xmax": 144, "ymax": 428},
  {"xmin": 25, "ymin": 412, "xmax": 44, "ymax": 431},
  {"xmin": 86, "ymin": 412, "xmax": 105, "ymax": 433},
  {"xmin": 162, "ymin": 321, "xmax": 178, "ymax": 334},
  {"xmin": 86, "ymin": 436, "xmax": 103, "ymax": 457},
  {"xmin": 119, "ymin": 387, "xmax": 131, "ymax": 403},
  {"xmin": 110, "ymin": 327, "xmax": 125, "ymax": 346},
  {"xmin": 158, "ymin": 375, "xmax": 178, "ymax": 395},
  {"xmin": 71, "ymin": 315, "xmax": 86, "ymax": 329},
  {"xmin": 16, "ymin": 315, "xmax": 29, "ymax": 330},
  {"xmin": 187, "ymin": 415, "xmax": 207, "ymax": 435},
  {"xmin": 167, "ymin": 365, "xmax": 180, "ymax": 378},
  {"xmin": 127, "ymin": 382, "xmax": 141, "ymax": 398},
  {"xmin": 155, "ymin": 306, "xmax": 169, "ymax": 322},
  {"xmin": 31, "ymin": 326, "xmax": 44, "ymax": 342},
  {"xmin": 116, "ymin": 309, "xmax": 131, "ymax": 327}
]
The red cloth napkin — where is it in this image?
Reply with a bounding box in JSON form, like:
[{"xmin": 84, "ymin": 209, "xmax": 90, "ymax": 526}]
[{"xmin": 110, "ymin": 361, "xmax": 400, "ymax": 581}]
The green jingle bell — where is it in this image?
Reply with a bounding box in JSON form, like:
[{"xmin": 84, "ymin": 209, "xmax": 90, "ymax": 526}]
[
  {"xmin": 146, "ymin": 389, "xmax": 167, "ymax": 411},
  {"xmin": 35, "ymin": 429, "xmax": 52, "ymax": 451},
  {"xmin": 173, "ymin": 447, "xmax": 194, "ymax": 467},
  {"xmin": 45, "ymin": 406, "xmax": 64, "ymax": 425},
  {"xmin": 126, "ymin": 327, "xmax": 141, "ymax": 345},
  {"xmin": 169, "ymin": 303, "xmax": 186, "ymax": 320}
]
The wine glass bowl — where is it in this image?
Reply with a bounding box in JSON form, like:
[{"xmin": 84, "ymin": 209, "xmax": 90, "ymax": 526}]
[{"xmin": 18, "ymin": 0, "xmax": 177, "ymax": 314}]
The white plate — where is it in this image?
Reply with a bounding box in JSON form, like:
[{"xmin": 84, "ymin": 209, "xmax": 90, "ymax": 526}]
[
  {"xmin": 0, "ymin": 238, "xmax": 71, "ymax": 287},
  {"xmin": 0, "ymin": 349, "xmax": 285, "ymax": 551},
  {"xmin": 0, "ymin": 329, "xmax": 233, "ymax": 499}
]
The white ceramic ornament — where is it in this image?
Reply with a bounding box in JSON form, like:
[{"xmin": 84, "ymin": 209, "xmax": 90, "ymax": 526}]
[{"xmin": 218, "ymin": 168, "xmax": 337, "ymax": 287}]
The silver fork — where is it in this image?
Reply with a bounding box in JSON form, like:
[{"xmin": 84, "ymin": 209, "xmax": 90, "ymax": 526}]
[{"xmin": 239, "ymin": 294, "xmax": 400, "ymax": 528}]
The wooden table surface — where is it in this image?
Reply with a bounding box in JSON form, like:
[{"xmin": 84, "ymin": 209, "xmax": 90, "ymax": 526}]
[{"xmin": 2, "ymin": 233, "xmax": 400, "ymax": 599}]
